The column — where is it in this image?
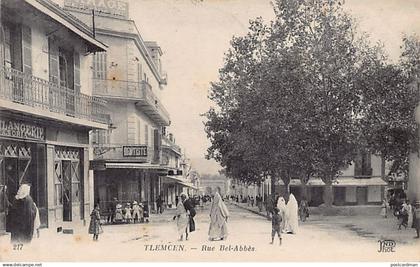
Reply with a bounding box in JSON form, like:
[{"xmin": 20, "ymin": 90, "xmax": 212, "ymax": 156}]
[{"xmin": 46, "ymin": 144, "xmax": 56, "ymax": 230}]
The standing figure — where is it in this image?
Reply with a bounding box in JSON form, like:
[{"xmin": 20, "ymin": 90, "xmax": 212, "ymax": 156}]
[
  {"xmin": 285, "ymin": 193, "xmax": 299, "ymax": 234},
  {"xmin": 299, "ymin": 199, "xmax": 309, "ymax": 222},
  {"xmin": 270, "ymin": 207, "xmax": 282, "ymax": 245},
  {"xmin": 406, "ymin": 200, "xmax": 413, "ymax": 228},
  {"xmin": 132, "ymin": 201, "xmax": 142, "ymax": 223},
  {"xmin": 114, "ymin": 203, "xmax": 124, "ymax": 223},
  {"xmin": 412, "ymin": 203, "xmax": 420, "ymax": 238},
  {"xmin": 8, "ymin": 183, "xmax": 37, "ymax": 244},
  {"xmin": 88, "ymin": 204, "xmax": 103, "ymax": 241},
  {"xmin": 33, "ymin": 203, "xmax": 41, "ymax": 238},
  {"xmin": 108, "ymin": 198, "xmax": 118, "ymax": 223},
  {"xmin": 156, "ymin": 195, "xmax": 164, "ymax": 214},
  {"xmin": 183, "ymin": 194, "xmax": 197, "ymax": 240},
  {"xmin": 208, "ymin": 192, "xmax": 229, "ymax": 241},
  {"xmin": 124, "ymin": 203, "xmax": 133, "ymax": 223},
  {"xmin": 276, "ymin": 197, "xmax": 287, "ymax": 231},
  {"xmin": 173, "ymin": 194, "xmax": 189, "ymax": 241},
  {"xmin": 380, "ymin": 199, "xmax": 388, "ymax": 218}
]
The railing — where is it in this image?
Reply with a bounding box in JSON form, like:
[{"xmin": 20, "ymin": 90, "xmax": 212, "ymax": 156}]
[
  {"xmin": 161, "ymin": 135, "xmax": 182, "ymax": 154},
  {"xmin": 92, "ymin": 143, "xmax": 155, "ymax": 162},
  {"xmin": 0, "ymin": 67, "xmax": 109, "ymax": 124},
  {"xmin": 93, "ymin": 78, "xmax": 170, "ymax": 124}
]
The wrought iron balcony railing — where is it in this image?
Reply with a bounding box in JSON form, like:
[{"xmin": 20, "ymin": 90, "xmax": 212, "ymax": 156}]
[
  {"xmin": 0, "ymin": 67, "xmax": 109, "ymax": 124},
  {"xmin": 92, "ymin": 78, "xmax": 170, "ymax": 125}
]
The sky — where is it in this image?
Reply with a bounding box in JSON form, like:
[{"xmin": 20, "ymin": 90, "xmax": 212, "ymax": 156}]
[{"xmin": 129, "ymin": 0, "xmax": 420, "ymax": 175}]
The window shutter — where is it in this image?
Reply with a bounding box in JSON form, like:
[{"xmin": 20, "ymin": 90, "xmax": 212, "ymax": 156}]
[
  {"xmin": 21, "ymin": 25, "xmax": 32, "ymax": 75},
  {"xmin": 74, "ymin": 52, "xmax": 80, "ymax": 92},
  {"xmin": 48, "ymin": 38, "xmax": 59, "ymax": 84}
]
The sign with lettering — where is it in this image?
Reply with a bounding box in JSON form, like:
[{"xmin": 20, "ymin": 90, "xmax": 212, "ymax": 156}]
[
  {"xmin": 123, "ymin": 146, "xmax": 148, "ymax": 157},
  {"xmin": 0, "ymin": 119, "xmax": 45, "ymax": 141},
  {"xmin": 64, "ymin": 0, "xmax": 129, "ymax": 19}
]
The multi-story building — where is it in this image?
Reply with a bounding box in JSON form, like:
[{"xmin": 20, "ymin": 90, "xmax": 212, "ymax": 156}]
[
  {"xmin": 60, "ymin": 0, "xmax": 196, "ymax": 213},
  {"xmin": 0, "ymin": 0, "xmax": 109, "ymax": 237}
]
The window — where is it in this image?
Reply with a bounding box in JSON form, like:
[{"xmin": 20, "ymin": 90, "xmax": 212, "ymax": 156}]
[
  {"xmin": 54, "ymin": 161, "xmax": 63, "ymax": 206},
  {"xmin": 137, "ymin": 63, "xmax": 142, "ymax": 82},
  {"xmin": 4, "ymin": 25, "xmax": 12, "ymax": 69},
  {"xmin": 93, "ymin": 52, "xmax": 107, "ymax": 79},
  {"xmin": 92, "ymin": 130, "xmax": 109, "ymax": 144},
  {"xmin": 145, "ymin": 124, "xmax": 149, "ymax": 146},
  {"xmin": 137, "ymin": 119, "xmax": 141, "ymax": 144},
  {"xmin": 354, "ymin": 150, "xmax": 372, "ymax": 177}
]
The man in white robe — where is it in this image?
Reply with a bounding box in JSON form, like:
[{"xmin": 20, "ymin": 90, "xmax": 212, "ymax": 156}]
[{"xmin": 285, "ymin": 193, "xmax": 299, "ymax": 234}]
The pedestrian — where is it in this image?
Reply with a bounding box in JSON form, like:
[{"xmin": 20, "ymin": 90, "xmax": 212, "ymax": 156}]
[
  {"xmin": 277, "ymin": 197, "xmax": 287, "ymax": 230},
  {"xmin": 33, "ymin": 202, "xmax": 41, "ymax": 238},
  {"xmin": 173, "ymin": 194, "xmax": 189, "ymax": 241},
  {"xmin": 285, "ymin": 194, "xmax": 299, "ymax": 234},
  {"xmin": 270, "ymin": 207, "xmax": 282, "ymax": 245},
  {"xmin": 412, "ymin": 203, "xmax": 420, "ymax": 238},
  {"xmin": 257, "ymin": 195, "xmax": 263, "ymax": 212},
  {"xmin": 406, "ymin": 200, "xmax": 413, "ymax": 228},
  {"xmin": 299, "ymin": 199, "xmax": 309, "ymax": 222},
  {"xmin": 156, "ymin": 195, "xmax": 164, "ymax": 214},
  {"xmin": 183, "ymin": 194, "xmax": 197, "ymax": 240},
  {"xmin": 132, "ymin": 201, "xmax": 142, "ymax": 223},
  {"xmin": 398, "ymin": 201, "xmax": 409, "ymax": 230},
  {"xmin": 380, "ymin": 199, "xmax": 388, "ymax": 218},
  {"xmin": 175, "ymin": 196, "xmax": 179, "ymax": 207},
  {"xmin": 108, "ymin": 197, "xmax": 118, "ymax": 223},
  {"xmin": 114, "ymin": 203, "xmax": 124, "ymax": 223},
  {"xmin": 88, "ymin": 204, "xmax": 103, "ymax": 241},
  {"xmin": 8, "ymin": 183, "xmax": 37, "ymax": 244},
  {"xmin": 124, "ymin": 203, "xmax": 132, "ymax": 223},
  {"xmin": 208, "ymin": 192, "xmax": 229, "ymax": 241}
]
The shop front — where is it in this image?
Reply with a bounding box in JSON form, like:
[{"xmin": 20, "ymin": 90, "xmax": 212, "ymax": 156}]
[{"xmin": 0, "ymin": 113, "xmax": 97, "ymax": 236}]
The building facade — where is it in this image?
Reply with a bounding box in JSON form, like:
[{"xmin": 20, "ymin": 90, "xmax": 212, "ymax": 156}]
[
  {"xmin": 0, "ymin": 0, "xmax": 109, "ymax": 236},
  {"xmin": 61, "ymin": 0, "xmax": 197, "ymax": 214}
]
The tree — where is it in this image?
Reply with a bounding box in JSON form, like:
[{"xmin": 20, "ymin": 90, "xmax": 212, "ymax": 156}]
[
  {"xmin": 359, "ymin": 35, "xmax": 419, "ymax": 179},
  {"xmin": 205, "ymin": 0, "xmax": 392, "ymax": 207}
]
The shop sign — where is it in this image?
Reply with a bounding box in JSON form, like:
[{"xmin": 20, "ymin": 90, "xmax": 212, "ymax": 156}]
[
  {"xmin": 0, "ymin": 119, "xmax": 45, "ymax": 141},
  {"xmin": 123, "ymin": 145, "xmax": 148, "ymax": 157},
  {"xmin": 64, "ymin": 0, "xmax": 129, "ymax": 19}
]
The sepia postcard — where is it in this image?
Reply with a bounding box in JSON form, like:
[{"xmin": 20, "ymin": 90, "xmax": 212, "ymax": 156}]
[{"xmin": 0, "ymin": 0, "xmax": 419, "ymax": 264}]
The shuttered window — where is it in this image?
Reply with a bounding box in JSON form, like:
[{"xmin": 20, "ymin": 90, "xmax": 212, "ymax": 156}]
[
  {"xmin": 145, "ymin": 124, "xmax": 149, "ymax": 146},
  {"xmin": 21, "ymin": 25, "xmax": 32, "ymax": 75},
  {"xmin": 93, "ymin": 52, "xmax": 107, "ymax": 79},
  {"xmin": 74, "ymin": 52, "xmax": 80, "ymax": 92},
  {"xmin": 48, "ymin": 38, "xmax": 59, "ymax": 85}
]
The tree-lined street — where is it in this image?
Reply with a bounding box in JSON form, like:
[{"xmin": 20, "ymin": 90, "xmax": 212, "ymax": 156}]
[{"xmin": 1, "ymin": 204, "xmax": 418, "ymax": 261}]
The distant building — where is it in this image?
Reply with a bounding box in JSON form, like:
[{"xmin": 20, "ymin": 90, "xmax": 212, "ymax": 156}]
[{"xmin": 200, "ymin": 174, "xmax": 229, "ymax": 196}]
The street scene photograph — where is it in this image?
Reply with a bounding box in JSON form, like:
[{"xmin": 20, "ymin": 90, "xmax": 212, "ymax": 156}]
[{"xmin": 0, "ymin": 0, "xmax": 419, "ymax": 263}]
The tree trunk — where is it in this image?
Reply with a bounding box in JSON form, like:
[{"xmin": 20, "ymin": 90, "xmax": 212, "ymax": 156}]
[
  {"xmin": 270, "ymin": 175, "xmax": 276, "ymax": 196},
  {"xmin": 323, "ymin": 175, "xmax": 334, "ymax": 207},
  {"xmin": 301, "ymin": 182, "xmax": 308, "ymax": 201}
]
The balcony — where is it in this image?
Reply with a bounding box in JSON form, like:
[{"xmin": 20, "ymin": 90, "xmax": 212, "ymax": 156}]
[
  {"xmin": 0, "ymin": 67, "xmax": 109, "ymax": 129},
  {"xmin": 93, "ymin": 79, "xmax": 170, "ymax": 126},
  {"xmin": 161, "ymin": 135, "xmax": 182, "ymax": 155},
  {"xmin": 92, "ymin": 143, "xmax": 156, "ymax": 163}
]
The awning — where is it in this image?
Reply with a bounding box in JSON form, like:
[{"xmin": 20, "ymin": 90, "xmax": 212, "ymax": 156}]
[
  {"xmin": 105, "ymin": 163, "xmax": 164, "ymax": 169},
  {"xmin": 284, "ymin": 177, "xmax": 387, "ymax": 187},
  {"xmin": 161, "ymin": 176, "xmax": 198, "ymax": 190}
]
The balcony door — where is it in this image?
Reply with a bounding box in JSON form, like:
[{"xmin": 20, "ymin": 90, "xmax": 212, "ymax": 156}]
[{"xmin": 48, "ymin": 39, "xmax": 80, "ymax": 117}]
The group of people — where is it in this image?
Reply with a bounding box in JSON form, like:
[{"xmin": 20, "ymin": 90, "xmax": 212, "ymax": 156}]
[
  {"xmin": 6, "ymin": 183, "xmax": 41, "ymax": 244},
  {"xmin": 380, "ymin": 196, "xmax": 420, "ymax": 238},
  {"xmin": 107, "ymin": 198, "xmax": 149, "ymax": 224},
  {"xmin": 174, "ymin": 192, "xmax": 229, "ymax": 241}
]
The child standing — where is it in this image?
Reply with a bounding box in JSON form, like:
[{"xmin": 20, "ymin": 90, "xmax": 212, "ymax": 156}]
[
  {"xmin": 380, "ymin": 199, "xmax": 388, "ymax": 218},
  {"xmin": 88, "ymin": 204, "xmax": 103, "ymax": 241},
  {"xmin": 124, "ymin": 203, "xmax": 132, "ymax": 223},
  {"xmin": 270, "ymin": 207, "xmax": 282, "ymax": 245}
]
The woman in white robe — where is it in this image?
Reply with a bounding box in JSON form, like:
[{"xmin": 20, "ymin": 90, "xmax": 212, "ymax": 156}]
[
  {"xmin": 174, "ymin": 196, "xmax": 189, "ymax": 241},
  {"xmin": 208, "ymin": 192, "xmax": 229, "ymax": 241},
  {"xmin": 276, "ymin": 197, "xmax": 287, "ymax": 232},
  {"xmin": 285, "ymin": 193, "xmax": 299, "ymax": 234}
]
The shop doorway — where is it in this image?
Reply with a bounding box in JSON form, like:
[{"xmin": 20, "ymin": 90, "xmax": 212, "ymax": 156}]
[
  {"xmin": 62, "ymin": 160, "xmax": 72, "ymax": 222},
  {"xmin": 0, "ymin": 142, "xmax": 32, "ymax": 233}
]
